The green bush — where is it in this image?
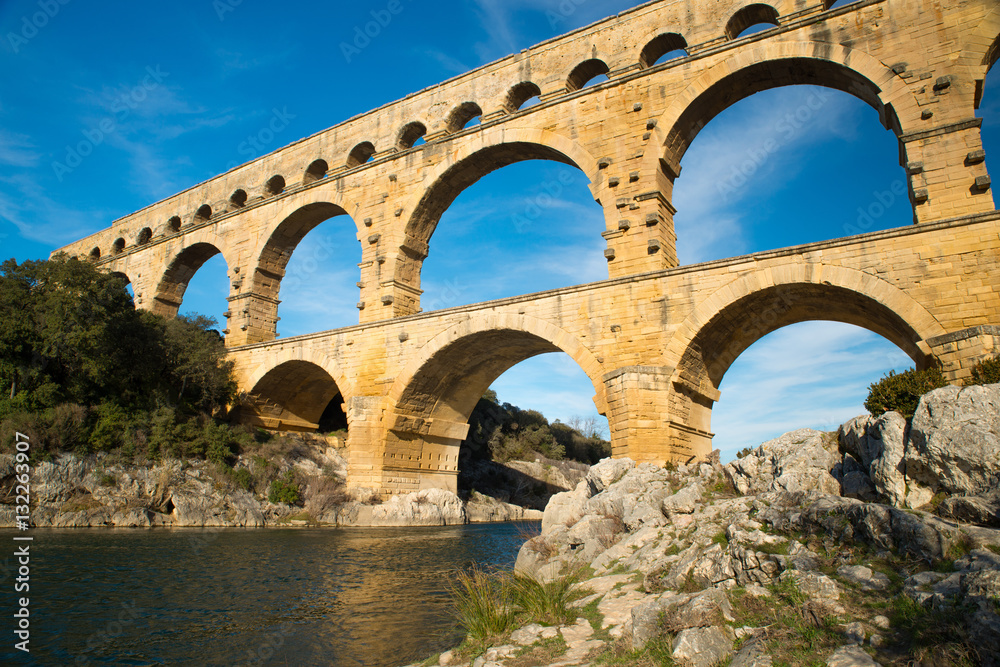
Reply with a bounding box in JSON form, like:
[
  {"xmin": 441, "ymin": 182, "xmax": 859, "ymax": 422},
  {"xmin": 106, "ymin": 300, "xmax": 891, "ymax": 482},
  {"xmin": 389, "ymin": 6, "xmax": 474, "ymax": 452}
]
[
  {"xmin": 268, "ymin": 471, "xmax": 301, "ymax": 505},
  {"xmin": 965, "ymin": 356, "xmax": 1000, "ymax": 386},
  {"xmin": 231, "ymin": 467, "xmax": 253, "ymax": 491},
  {"xmin": 865, "ymin": 367, "xmax": 948, "ymax": 418}
]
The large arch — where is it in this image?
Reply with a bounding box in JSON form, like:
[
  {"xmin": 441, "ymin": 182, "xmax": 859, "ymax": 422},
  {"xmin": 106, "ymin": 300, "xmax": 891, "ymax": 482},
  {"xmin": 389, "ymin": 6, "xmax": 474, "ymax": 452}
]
[
  {"xmin": 958, "ymin": 6, "xmax": 1000, "ymax": 109},
  {"xmin": 647, "ymin": 42, "xmax": 923, "ymax": 178},
  {"xmin": 233, "ymin": 356, "xmax": 349, "ymax": 432},
  {"xmin": 382, "ymin": 313, "xmax": 606, "ymax": 491},
  {"xmin": 396, "ymin": 127, "xmax": 600, "ymax": 298},
  {"xmin": 152, "ymin": 237, "xmax": 234, "ymax": 320},
  {"xmin": 662, "ymin": 265, "xmax": 947, "ymax": 457}
]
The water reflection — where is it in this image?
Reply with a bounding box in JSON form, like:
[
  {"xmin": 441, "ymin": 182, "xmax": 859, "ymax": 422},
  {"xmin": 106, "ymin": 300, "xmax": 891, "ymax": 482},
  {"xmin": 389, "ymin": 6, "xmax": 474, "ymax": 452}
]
[{"xmin": 0, "ymin": 523, "xmax": 533, "ymax": 667}]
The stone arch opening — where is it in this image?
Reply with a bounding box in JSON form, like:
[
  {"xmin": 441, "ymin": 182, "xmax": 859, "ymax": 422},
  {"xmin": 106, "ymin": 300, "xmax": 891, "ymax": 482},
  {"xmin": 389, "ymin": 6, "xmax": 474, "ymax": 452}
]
[
  {"xmin": 825, "ymin": 0, "xmax": 857, "ymax": 9},
  {"xmin": 195, "ymin": 205, "xmax": 212, "ymax": 223},
  {"xmin": 667, "ymin": 281, "xmax": 937, "ymax": 461},
  {"xmin": 304, "ymin": 159, "xmax": 329, "ymax": 184},
  {"xmin": 566, "ymin": 59, "xmax": 610, "ymax": 92},
  {"xmin": 505, "ymin": 82, "xmax": 542, "ymax": 113},
  {"xmin": 137, "ymin": 228, "xmax": 152, "ymax": 246},
  {"xmin": 404, "ymin": 142, "xmax": 586, "ymax": 286},
  {"xmin": 153, "ymin": 242, "xmax": 227, "ymax": 319},
  {"xmin": 230, "ymin": 189, "xmax": 248, "ymax": 208},
  {"xmin": 112, "ymin": 238, "xmax": 125, "ymax": 255},
  {"xmin": 89, "ymin": 247, "xmax": 101, "ymax": 261},
  {"xmin": 640, "ymin": 33, "xmax": 688, "ymax": 68},
  {"xmin": 249, "ymin": 201, "xmax": 360, "ymax": 339},
  {"xmin": 167, "ymin": 216, "xmax": 182, "ymax": 233},
  {"xmin": 398, "ymin": 122, "xmax": 427, "ymax": 150},
  {"xmin": 447, "ymin": 102, "xmax": 483, "ymax": 133},
  {"xmin": 346, "ymin": 141, "xmax": 376, "ymax": 168},
  {"xmin": 385, "ymin": 326, "xmax": 604, "ymax": 492},
  {"xmin": 265, "ymin": 175, "xmax": 286, "ymax": 196},
  {"xmin": 726, "ymin": 4, "xmax": 780, "ymax": 40},
  {"xmin": 233, "ymin": 360, "xmax": 346, "ymax": 433}
]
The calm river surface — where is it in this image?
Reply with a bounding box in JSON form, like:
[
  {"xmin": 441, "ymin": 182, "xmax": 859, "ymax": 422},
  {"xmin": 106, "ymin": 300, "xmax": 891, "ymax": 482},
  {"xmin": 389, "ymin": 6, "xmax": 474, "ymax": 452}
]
[{"xmin": 0, "ymin": 523, "xmax": 534, "ymax": 666}]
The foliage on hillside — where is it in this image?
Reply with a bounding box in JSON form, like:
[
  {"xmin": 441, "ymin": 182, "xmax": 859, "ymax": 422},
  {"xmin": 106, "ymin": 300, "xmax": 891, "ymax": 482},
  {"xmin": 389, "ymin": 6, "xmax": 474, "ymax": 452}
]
[
  {"xmin": 464, "ymin": 390, "xmax": 610, "ymax": 465},
  {"xmin": 864, "ymin": 367, "xmax": 948, "ymax": 418},
  {"xmin": 0, "ymin": 256, "xmax": 250, "ymax": 462}
]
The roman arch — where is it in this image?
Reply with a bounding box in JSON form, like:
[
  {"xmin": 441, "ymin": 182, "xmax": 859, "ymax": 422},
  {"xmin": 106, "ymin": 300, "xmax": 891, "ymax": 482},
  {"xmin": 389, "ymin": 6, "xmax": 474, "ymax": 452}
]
[{"xmin": 54, "ymin": 0, "xmax": 1000, "ymax": 493}]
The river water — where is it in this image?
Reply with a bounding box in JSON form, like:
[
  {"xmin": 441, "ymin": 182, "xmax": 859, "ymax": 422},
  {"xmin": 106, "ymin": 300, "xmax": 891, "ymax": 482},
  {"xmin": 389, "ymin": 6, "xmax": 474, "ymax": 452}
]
[{"xmin": 0, "ymin": 523, "xmax": 534, "ymax": 667}]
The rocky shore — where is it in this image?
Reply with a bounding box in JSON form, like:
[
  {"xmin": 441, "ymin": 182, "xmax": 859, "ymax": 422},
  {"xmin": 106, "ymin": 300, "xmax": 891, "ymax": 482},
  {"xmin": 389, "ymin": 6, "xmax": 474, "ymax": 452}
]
[
  {"xmin": 0, "ymin": 435, "xmax": 591, "ymax": 528},
  {"xmin": 415, "ymin": 384, "xmax": 1000, "ymax": 667}
]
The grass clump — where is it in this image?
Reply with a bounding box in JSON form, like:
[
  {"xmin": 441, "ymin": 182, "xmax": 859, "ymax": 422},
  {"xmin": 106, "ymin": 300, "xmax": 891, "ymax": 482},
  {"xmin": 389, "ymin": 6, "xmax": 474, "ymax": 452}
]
[{"xmin": 450, "ymin": 567, "xmax": 589, "ymax": 657}]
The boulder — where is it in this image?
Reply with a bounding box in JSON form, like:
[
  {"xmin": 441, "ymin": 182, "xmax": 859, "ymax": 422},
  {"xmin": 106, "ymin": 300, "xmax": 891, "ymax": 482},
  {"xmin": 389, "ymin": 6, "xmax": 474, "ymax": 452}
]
[
  {"xmin": 838, "ymin": 412, "xmax": 908, "ymax": 507},
  {"xmin": 907, "ymin": 384, "xmax": 1000, "ymax": 496},
  {"xmin": 671, "ymin": 626, "xmax": 733, "ymax": 667},
  {"xmin": 826, "ymin": 645, "xmax": 881, "ymax": 666},
  {"xmin": 724, "ymin": 429, "xmax": 840, "ymax": 497}
]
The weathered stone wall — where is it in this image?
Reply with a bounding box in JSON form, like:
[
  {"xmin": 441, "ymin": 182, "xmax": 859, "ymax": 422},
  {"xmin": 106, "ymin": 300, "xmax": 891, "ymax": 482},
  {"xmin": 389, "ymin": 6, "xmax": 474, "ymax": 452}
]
[{"xmin": 50, "ymin": 0, "xmax": 1000, "ymax": 492}]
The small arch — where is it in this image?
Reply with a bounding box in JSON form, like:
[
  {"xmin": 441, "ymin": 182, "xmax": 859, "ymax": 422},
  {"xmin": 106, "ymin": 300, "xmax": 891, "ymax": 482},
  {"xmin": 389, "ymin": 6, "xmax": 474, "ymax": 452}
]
[
  {"xmin": 89, "ymin": 247, "xmax": 101, "ymax": 261},
  {"xmin": 505, "ymin": 82, "xmax": 542, "ymax": 113},
  {"xmin": 726, "ymin": 4, "xmax": 780, "ymax": 40},
  {"xmin": 265, "ymin": 175, "xmax": 285, "ymax": 196},
  {"xmin": 566, "ymin": 59, "xmax": 610, "ymax": 92},
  {"xmin": 397, "ymin": 121, "xmax": 427, "ymax": 150},
  {"xmin": 137, "ymin": 228, "xmax": 152, "ymax": 245},
  {"xmin": 233, "ymin": 360, "xmax": 346, "ymax": 433},
  {"xmin": 195, "ymin": 205, "xmax": 212, "ymax": 222},
  {"xmin": 446, "ymin": 102, "xmax": 483, "ymax": 133},
  {"xmin": 167, "ymin": 216, "xmax": 182, "ymax": 233},
  {"xmin": 112, "ymin": 238, "xmax": 126, "ymax": 255},
  {"xmin": 640, "ymin": 33, "xmax": 688, "ymax": 68},
  {"xmin": 304, "ymin": 159, "xmax": 329, "ymax": 184},
  {"xmin": 229, "ymin": 189, "xmax": 248, "ymax": 208},
  {"xmin": 346, "ymin": 141, "xmax": 376, "ymax": 168},
  {"xmin": 824, "ymin": 0, "xmax": 857, "ymax": 9}
]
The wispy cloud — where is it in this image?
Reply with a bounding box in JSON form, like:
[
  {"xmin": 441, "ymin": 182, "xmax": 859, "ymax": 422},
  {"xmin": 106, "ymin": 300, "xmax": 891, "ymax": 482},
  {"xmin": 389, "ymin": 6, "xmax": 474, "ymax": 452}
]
[
  {"xmin": 0, "ymin": 130, "xmax": 39, "ymax": 168},
  {"xmin": 0, "ymin": 174, "xmax": 109, "ymax": 246}
]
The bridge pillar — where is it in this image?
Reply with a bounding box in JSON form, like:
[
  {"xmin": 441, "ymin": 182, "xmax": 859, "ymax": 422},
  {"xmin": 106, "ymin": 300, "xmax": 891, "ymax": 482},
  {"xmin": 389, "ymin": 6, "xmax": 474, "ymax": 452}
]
[
  {"xmin": 224, "ymin": 291, "xmax": 279, "ymax": 347},
  {"xmin": 601, "ymin": 165, "xmax": 679, "ymax": 276},
  {"xmin": 903, "ymin": 119, "xmax": 995, "ymax": 223},
  {"xmin": 344, "ymin": 397, "xmax": 386, "ymax": 491},
  {"xmin": 927, "ymin": 325, "xmax": 1000, "ymax": 385},
  {"xmin": 603, "ymin": 366, "xmax": 713, "ymax": 465}
]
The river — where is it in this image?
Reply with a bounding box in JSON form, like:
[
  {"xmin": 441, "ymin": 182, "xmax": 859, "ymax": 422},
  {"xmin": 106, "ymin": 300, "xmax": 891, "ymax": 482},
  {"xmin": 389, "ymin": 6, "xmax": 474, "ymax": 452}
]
[{"xmin": 0, "ymin": 523, "xmax": 535, "ymax": 666}]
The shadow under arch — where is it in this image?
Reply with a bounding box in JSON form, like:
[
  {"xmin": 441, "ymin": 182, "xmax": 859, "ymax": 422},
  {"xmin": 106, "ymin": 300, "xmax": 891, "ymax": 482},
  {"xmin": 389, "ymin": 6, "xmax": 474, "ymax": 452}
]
[
  {"xmin": 662, "ymin": 266, "xmax": 947, "ymax": 460},
  {"xmin": 233, "ymin": 358, "xmax": 350, "ymax": 433},
  {"xmin": 152, "ymin": 239, "xmax": 233, "ymax": 320},
  {"xmin": 397, "ymin": 127, "xmax": 600, "ymax": 300},
  {"xmin": 647, "ymin": 42, "xmax": 922, "ymax": 180},
  {"xmin": 382, "ymin": 314, "xmax": 607, "ymax": 492}
]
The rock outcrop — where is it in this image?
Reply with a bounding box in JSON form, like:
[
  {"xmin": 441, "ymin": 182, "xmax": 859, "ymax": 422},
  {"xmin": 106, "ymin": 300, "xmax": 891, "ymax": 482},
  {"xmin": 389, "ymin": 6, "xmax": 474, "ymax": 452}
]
[
  {"xmin": 417, "ymin": 385, "xmax": 1000, "ymax": 667},
  {"xmin": 0, "ymin": 438, "xmax": 542, "ymax": 528}
]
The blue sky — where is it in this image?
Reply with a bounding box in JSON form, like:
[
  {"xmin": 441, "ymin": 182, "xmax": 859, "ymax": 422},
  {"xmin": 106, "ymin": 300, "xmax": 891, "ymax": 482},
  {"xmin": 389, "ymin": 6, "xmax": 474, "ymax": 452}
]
[{"xmin": 1, "ymin": 0, "xmax": 996, "ymax": 459}]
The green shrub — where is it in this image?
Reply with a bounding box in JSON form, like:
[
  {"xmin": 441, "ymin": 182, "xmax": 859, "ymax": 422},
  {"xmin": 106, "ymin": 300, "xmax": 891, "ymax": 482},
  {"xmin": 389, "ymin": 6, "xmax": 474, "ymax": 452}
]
[
  {"xmin": 231, "ymin": 467, "xmax": 253, "ymax": 491},
  {"xmin": 88, "ymin": 401, "xmax": 130, "ymax": 452},
  {"xmin": 268, "ymin": 471, "xmax": 301, "ymax": 505},
  {"xmin": 965, "ymin": 355, "xmax": 1000, "ymax": 386},
  {"xmin": 865, "ymin": 367, "xmax": 948, "ymax": 418}
]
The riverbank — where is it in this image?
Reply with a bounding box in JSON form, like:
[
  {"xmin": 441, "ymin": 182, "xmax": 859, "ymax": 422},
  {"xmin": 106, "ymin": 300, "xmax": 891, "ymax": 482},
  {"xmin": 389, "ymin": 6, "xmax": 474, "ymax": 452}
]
[
  {"xmin": 0, "ymin": 433, "xmax": 589, "ymax": 528},
  {"xmin": 414, "ymin": 384, "xmax": 1000, "ymax": 666}
]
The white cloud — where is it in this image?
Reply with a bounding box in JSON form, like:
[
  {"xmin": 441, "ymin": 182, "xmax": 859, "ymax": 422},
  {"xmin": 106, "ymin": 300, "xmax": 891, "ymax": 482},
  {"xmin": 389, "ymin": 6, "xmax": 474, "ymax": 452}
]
[{"xmin": 0, "ymin": 130, "xmax": 39, "ymax": 168}]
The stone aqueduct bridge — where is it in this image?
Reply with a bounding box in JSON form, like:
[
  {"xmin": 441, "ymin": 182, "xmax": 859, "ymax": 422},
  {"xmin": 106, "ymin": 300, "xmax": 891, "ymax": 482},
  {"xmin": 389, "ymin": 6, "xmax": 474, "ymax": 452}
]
[{"xmin": 55, "ymin": 0, "xmax": 1000, "ymax": 493}]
